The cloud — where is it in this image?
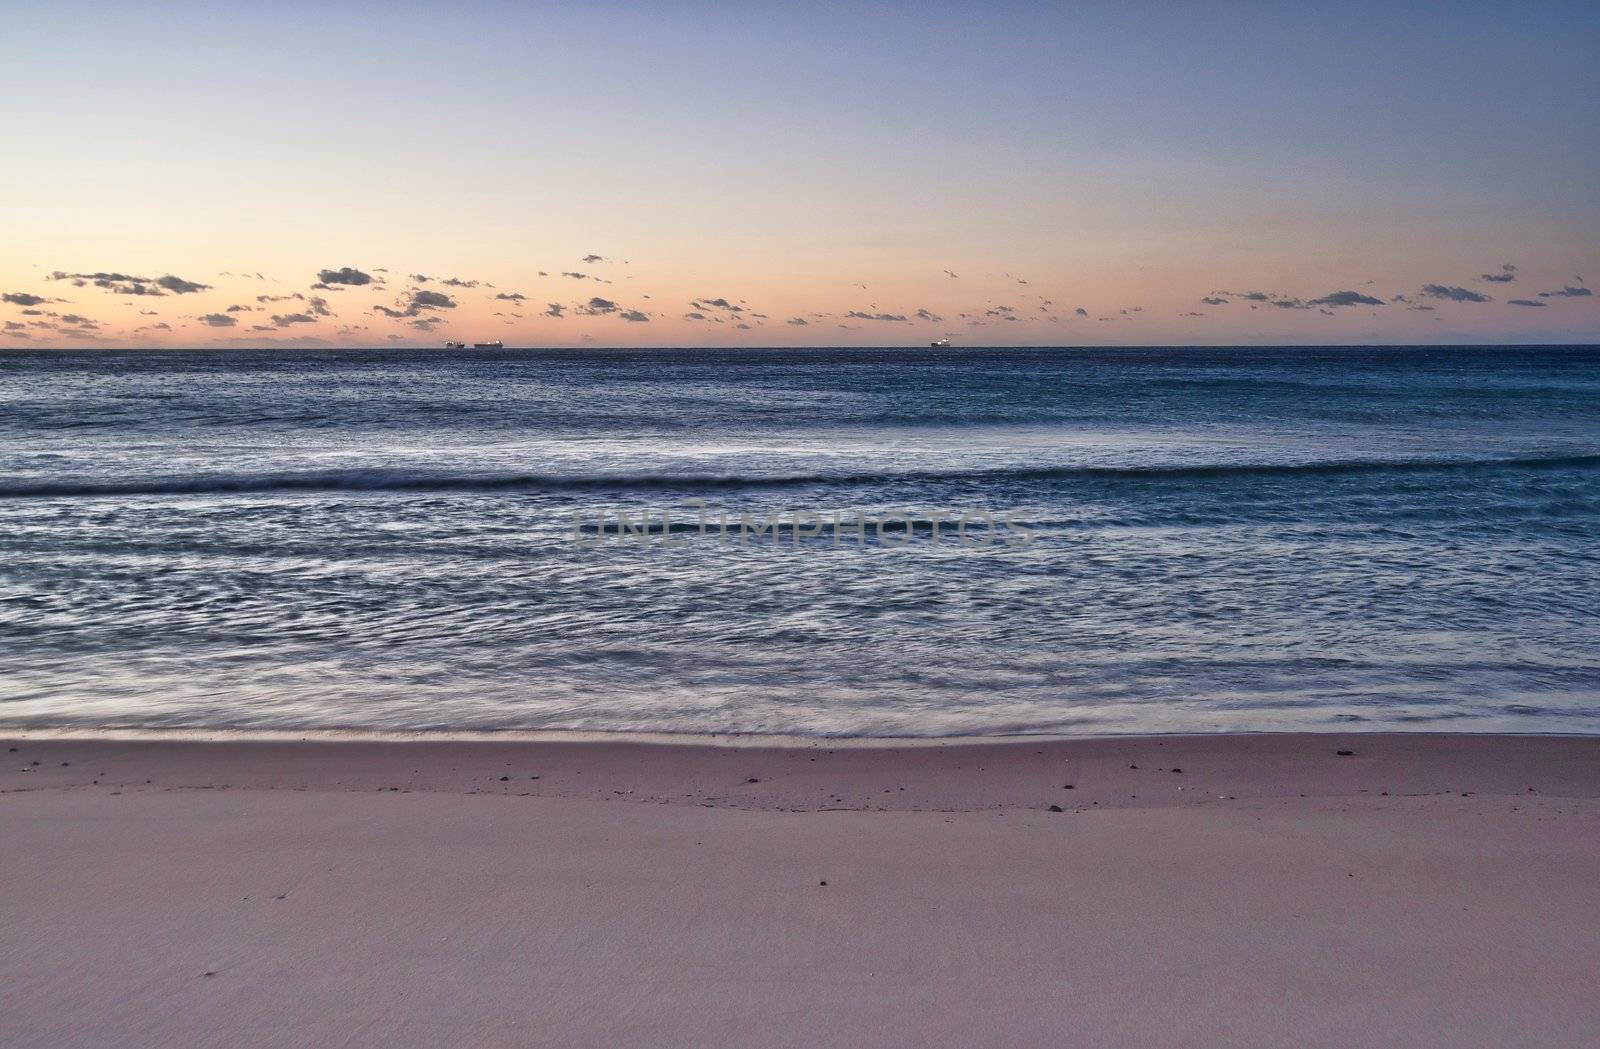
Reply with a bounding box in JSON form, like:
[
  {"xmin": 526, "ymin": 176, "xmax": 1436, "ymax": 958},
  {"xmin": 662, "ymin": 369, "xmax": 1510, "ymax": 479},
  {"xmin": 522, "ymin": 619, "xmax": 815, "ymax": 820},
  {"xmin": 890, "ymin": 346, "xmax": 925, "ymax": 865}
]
[
  {"xmin": 581, "ymin": 254, "xmax": 605, "ymax": 264},
  {"xmin": 786, "ymin": 317, "xmax": 808, "ymax": 326},
  {"xmin": 1308, "ymin": 290, "xmax": 1385, "ymax": 307},
  {"xmin": 3, "ymin": 292, "xmax": 52, "ymax": 307},
  {"xmin": 373, "ymin": 289, "xmax": 457, "ymax": 318},
  {"xmin": 439, "ymin": 277, "xmax": 480, "ymax": 288},
  {"xmin": 154, "ymin": 275, "xmax": 211, "ymax": 295},
  {"xmin": 306, "ymin": 296, "xmax": 333, "ymax": 317},
  {"xmin": 198, "ymin": 313, "xmax": 238, "ymax": 327},
  {"xmin": 1538, "ymin": 285, "xmax": 1592, "ymax": 298},
  {"xmin": 410, "ymin": 317, "xmax": 445, "ymax": 332},
  {"xmin": 271, "ymin": 312, "xmax": 316, "ymax": 326},
  {"xmin": 1480, "ymin": 264, "xmax": 1518, "ymax": 283},
  {"xmin": 1074, "ymin": 307, "xmax": 1088, "ymax": 317},
  {"xmin": 914, "ymin": 308, "xmax": 943, "ymax": 323},
  {"xmin": 225, "ymin": 303, "xmax": 254, "ymax": 312},
  {"xmin": 1200, "ymin": 296, "xmax": 1228, "ymax": 306},
  {"xmin": 495, "ymin": 292, "xmax": 526, "ymax": 302},
  {"xmin": 543, "ymin": 303, "xmax": 565, "ymax": 318},
  {"xmin": 618, "ymin": 310, "xmax": 649, "ymax": 322},
  {"xmin": 257, "ymin": 293, "xmax": 304, "ymax": 303},
  {"xmin": 48, "ymin": 271, "xmax": 211, "ymax": 296},
  {"xmin": 693, "ymin": 297, "xmax": 743, "ymax": 312},
  {"xmin": 943, "ymin": 270, "xmax": 958, "ymax": 278},
  {"xmin": 1507, "ymin": 299, "xmax": 1546, "ymax": 307},
  {"xmin": 846, "ymin": 310, "xmax": 908, "ymax": 322},
  {"xmin": 683, "ymin": 312, "xmax": 708, "ymax": 321},
  {"xmin": 1420, "ymin": 284, "xmax": 1492, "ymax": 303},
  {"xmin": 577, "ymin": 297, "xmax": 618, "ymax": 315},
  {"xmin": 316, "ymin": 267, "xmax": 373, "ymax": 287}
]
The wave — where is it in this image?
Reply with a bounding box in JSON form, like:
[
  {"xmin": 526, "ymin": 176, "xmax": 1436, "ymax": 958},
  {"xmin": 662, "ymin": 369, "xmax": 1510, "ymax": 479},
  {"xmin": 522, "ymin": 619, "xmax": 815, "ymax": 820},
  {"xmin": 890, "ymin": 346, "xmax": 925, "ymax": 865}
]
[{"xmin": 0, "ymin": 452, "xmax": 1596, "ymax": 499}]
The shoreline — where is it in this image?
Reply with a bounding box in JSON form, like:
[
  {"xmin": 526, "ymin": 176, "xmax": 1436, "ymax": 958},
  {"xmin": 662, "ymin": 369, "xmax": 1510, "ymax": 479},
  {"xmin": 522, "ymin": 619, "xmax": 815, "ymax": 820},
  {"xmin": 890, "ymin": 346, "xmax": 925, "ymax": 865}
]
[
  {"xmin": 5, "ymin": 732, "xmax": 1598, "ymax": 1048},
  {"xmin": 6, "ymin": 723, "xmax": 1599, "ymax": 748},
  {"xmin": 6, "ymin": 731, "xmax": 1600, "ymax": 810}
]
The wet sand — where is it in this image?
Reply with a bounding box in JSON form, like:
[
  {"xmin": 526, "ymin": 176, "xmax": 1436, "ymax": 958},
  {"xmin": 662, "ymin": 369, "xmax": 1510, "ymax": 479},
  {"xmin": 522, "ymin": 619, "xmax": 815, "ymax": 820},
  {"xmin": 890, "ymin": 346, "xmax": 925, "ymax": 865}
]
[{"xmin": 3, "ymin": 732, "xmax": 1598, "ymax": 1048}]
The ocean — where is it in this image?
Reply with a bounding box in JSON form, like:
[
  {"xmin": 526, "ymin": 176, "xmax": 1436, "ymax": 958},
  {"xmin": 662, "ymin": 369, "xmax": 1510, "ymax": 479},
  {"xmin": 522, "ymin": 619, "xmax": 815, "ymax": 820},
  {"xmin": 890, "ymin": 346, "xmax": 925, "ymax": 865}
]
[{"xmin": 1, "ymin": 345, "xmax": 1596, "ymax": 737}]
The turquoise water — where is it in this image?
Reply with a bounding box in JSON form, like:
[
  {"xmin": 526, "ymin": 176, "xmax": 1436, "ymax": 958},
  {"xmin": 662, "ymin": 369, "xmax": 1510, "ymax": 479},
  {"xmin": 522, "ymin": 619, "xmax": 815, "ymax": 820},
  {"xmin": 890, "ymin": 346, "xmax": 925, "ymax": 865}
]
[{"xmin": 1, "ymin": 345, "xmax": 1597, "ymax": 735}]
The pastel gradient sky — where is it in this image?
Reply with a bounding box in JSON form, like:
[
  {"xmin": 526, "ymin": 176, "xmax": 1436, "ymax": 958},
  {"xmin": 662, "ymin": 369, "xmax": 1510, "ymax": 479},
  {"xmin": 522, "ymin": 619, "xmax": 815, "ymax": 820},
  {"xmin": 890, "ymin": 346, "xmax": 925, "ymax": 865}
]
[{"xmin": 4, "ymin": 1, "xmax": 1597, "ymax": 348}]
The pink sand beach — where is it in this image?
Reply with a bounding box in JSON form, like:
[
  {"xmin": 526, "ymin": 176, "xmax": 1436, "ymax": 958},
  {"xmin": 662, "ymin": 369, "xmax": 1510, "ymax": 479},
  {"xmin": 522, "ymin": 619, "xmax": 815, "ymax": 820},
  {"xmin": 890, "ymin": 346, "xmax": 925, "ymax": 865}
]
[{"xmin": 3, "ymin": 732, "xmax": 1598, "ymax": 1048}]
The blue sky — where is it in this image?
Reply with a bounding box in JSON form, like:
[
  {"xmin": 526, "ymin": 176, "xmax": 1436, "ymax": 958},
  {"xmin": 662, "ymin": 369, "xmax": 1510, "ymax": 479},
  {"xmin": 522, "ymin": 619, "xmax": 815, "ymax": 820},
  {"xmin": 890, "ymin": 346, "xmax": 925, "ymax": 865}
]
[{"xmin": 3, "ymin": 1, "xmax": 1597, "ymax": 346}]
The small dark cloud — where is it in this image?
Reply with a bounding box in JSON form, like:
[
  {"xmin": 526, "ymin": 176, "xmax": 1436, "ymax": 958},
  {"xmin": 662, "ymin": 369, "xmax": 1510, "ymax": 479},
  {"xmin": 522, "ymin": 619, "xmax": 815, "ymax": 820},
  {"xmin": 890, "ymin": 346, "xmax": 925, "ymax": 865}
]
[
  {"xmin": 1420, "ymin": 284, "xmax": 1492, "ymax": 303},
  {"xmin": 257, "ymin": 293, "xmax": 304, "ymax": 304},
  {"xmin": 1507, "ymin": 299, "xmax": 1546, "ymax": 307},
  {"xmin": 581, "ymin": 254, "xmax": 605, "ymax": 264},
  {"xmin": 271, "ymin": 312, "xmax": 316, "ymax": 327},
  {"xmin": 619, "ymin": 310, "xmax": 649, "ymax": 322},
  {"xmin": 735, "ymin": 322, "xmax": 752, "ymax": 330},
  {"xmin": 306, "ymin": 296, "xmax": 333, "ymax": 317},
  {"xmin": 914, "ymin": 308, "xmax": 942, "ymax": 323},
  {"xmin": 543, "ymin": 303, "xmax": 565, "ymax": 318},
  {"xmin": 1269, "ymin": 298, "xmax": 1309, "ymax": 310},
  {"xmin": 846, "ymin": 310, "xmax": 908, "ymax": 322},
  {"xmin": 577, "ymin": 297, "xmax": 618, "ymax": 315},
  {"xmin": 1480, "ymin": 264, "xmax": 1518, "ymax": 283},
  {"xmin": 198, "ymin": 313, "xmax": 237, "ymax": 327},
  {"xmin": 316, "ymin": 267, "xmax": 373, "ymax": 287},
  {"xmin": 3, "ymin": 292, "xmax": 52, "ymax": 307},
  {"xmin": 943, "ymin": 270, "xmax": 958, "ymax": 278},
  {"xmin": 154, "ymin": 275, "xmax": 211, "ymax": 295},
  {"xmin": 410, "ymin": 317, "xmax": 445, "ymax": 332},
  {"xmin": 495, "ymin": 292, "xmax": 526, "ymax": 302},
  {"xmin": 439, "ymin": 277, "xmax": 481, "ymax": 288},
  {"xmin": 1238, "ymin": 291, "xmax": 1271, "ymax": 302},
  {"xmin": 373, "ymin": 289, "xmax": 458, "ymax": 318},
  {"xmin": 1074, "ymin": 307, "xmax": 1088, "ymax": 317},
  {"xmin": 1537, "ymin": 286, "xmax": 1592, "ymax": 298},
  {"xmin": 683, "ymin": 311, "xmax": 708, "ymax": 321},
  {"xmin": 786, "ymin": 317, "xmax": 808, "ymax": 326},
  {"xmin": 225, "ymin": 304, "xmax": 253, "ymax": 312},
  {"xmin": 694, "ymin": 297, "xmax": 742, "ymax": 312},
  {"xmin": 1308, "ymin": 290, "xmax": 1385, "ymax": 307},
  {"xmin": 1200, "ymin": 296, "xmax": 1228, "ymax": 306}
]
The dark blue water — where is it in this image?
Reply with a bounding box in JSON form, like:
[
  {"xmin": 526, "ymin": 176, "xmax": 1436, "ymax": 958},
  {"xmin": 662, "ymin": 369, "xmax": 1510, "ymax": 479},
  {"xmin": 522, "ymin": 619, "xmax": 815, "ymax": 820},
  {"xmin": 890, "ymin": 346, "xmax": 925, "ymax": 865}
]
[{"xmin": 2, "ymin": 346, "xmax": 1597, "ymax": 735}]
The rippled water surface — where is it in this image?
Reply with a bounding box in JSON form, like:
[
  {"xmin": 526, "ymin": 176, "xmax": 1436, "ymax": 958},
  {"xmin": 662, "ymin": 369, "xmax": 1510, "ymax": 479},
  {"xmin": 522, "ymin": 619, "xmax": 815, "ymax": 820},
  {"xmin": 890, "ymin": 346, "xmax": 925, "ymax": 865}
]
[{"xmin": 2, "ymin": 345, "xmax": 1597, "ymax": 735}]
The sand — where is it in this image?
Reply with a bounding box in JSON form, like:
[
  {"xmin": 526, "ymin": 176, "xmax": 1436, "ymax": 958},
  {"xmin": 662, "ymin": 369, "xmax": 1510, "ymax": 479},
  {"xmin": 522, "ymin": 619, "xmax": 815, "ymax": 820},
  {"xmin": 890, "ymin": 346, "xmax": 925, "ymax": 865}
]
[{"xmin": 2, "ymin": 732, "xmax": 1598, "ymax": 1048}]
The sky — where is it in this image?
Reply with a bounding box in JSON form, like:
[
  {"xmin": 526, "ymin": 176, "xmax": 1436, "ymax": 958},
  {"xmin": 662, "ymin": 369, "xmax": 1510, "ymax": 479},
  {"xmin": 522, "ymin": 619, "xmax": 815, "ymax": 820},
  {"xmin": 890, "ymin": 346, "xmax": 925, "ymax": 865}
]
[{"xmin": 3, "ymin": 1, "xmax": 1598, "ymax": 348}]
